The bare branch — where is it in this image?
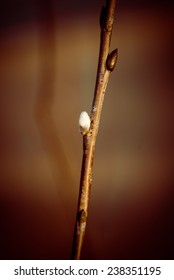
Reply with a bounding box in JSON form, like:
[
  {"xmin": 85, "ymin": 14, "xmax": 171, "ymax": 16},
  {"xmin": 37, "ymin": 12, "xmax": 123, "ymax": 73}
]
[{"xmin": 71, "ymin": 0, "xmax": 118, "ymax": 260}]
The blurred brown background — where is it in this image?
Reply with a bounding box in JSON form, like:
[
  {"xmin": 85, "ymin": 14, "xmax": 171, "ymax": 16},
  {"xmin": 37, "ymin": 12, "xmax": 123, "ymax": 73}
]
[{"xmin": 0, "ymin": 0, "xmax": 173, "ymax": 259}]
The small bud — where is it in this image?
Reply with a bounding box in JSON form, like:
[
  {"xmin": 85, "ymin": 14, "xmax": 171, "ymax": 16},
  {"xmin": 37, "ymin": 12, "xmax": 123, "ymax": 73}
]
[
  {"xmin": 106, "ymin": 48, "xmax": 118, "ymax": 72},
  {"xmin": 79, "ymin": 111, "xmax": 91, "ymax": 135}
]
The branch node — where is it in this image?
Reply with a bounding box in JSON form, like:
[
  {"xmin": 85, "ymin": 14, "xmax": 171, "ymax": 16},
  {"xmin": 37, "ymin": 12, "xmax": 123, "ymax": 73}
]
[{"xmin": 78, "ymin": 209, "xmax": 87, "ymax": 223}]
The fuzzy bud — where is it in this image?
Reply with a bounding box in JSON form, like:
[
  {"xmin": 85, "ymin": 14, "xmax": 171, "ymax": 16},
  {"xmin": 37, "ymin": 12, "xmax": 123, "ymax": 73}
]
[{"xmin": 79, "ymin": 111, "xmax": 91, "ymax": 135}]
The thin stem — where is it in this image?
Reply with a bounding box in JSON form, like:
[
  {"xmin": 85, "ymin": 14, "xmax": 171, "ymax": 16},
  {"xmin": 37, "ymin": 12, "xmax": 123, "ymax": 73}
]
[{"xmin": 71, "ymin": 0, "xmax": 117, "ymax": 260}]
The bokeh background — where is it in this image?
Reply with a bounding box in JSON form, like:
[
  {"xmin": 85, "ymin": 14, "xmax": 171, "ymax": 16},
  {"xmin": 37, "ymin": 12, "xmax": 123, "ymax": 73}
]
[{"xmin": 0, "ymin": 0, "xmax": 173, "ymax": 259}]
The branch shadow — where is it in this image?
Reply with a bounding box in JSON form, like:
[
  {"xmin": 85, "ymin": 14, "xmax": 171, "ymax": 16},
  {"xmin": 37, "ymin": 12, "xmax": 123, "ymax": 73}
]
[{"xmin": 34, "ymin": 0, "xmax": 75, "ymax": 214}]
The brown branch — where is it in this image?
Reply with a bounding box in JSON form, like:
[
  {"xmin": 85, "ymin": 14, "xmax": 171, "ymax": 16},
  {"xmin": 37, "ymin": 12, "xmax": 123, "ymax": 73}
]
[{"xmin": 71, "ymin": 0, "xmax": 118, "ymax": 260}]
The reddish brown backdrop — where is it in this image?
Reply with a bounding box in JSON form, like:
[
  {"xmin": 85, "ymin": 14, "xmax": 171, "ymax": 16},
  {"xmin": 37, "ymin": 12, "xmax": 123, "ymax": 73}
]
[{"xmin": 0, "ymin": 0, "xmax": 173, "ymax": 259}]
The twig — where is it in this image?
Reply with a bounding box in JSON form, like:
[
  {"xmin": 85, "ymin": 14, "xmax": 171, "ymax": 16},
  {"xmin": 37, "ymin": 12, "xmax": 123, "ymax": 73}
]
[{"xmin": 71, "ymin": 0, "xmax": 118, "ymax": 260}]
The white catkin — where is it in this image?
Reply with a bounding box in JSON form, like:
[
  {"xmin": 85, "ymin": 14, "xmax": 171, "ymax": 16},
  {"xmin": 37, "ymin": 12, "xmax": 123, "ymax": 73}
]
[{"xmin": 79, "ymin": 111, "xmax": 90, "ymax": 135}]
